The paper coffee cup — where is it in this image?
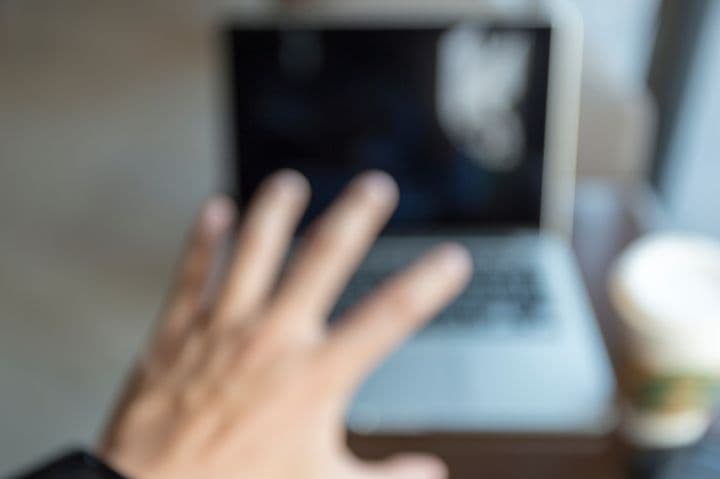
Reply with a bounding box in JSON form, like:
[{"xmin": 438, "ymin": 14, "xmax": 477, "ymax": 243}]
[{"xmin": 609, "ymin": 233, "xmax": 720, "ymax": 448}]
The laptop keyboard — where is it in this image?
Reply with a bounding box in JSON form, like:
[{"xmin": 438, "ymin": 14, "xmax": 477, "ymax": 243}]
[{"xmin": 331, "ymin": 265, "xmax": 551, "ymax": 332}]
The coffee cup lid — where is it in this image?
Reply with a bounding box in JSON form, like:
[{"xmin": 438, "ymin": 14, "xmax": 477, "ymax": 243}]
[{"xmin": 610, "ymin": 233, "xmax": 720, "ymax": 338}]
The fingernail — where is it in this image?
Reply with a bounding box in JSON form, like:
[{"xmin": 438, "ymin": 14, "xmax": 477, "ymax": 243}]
[
  {"xmin": 388, "ymin": 455, "xmax": 449, "ymax": 479},
  {"xmin": 267, "ymin": 169, "xmax": 309, "ymax": 197},
  {"xmin": 204, "ymin": 196, "xmax": 234, "ymax": 232},
  {"xmin": 435, "ymin": 243, "xmax": 473, "ymax": 278},
  {"xmin": 419, "ymin": 458, "xmax": 449, "ymax": 479},
  {"xmin": 353, "ymin": 170, "xmax": 399, "ymax": 204}
]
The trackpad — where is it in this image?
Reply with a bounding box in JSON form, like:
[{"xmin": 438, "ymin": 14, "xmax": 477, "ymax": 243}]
[{"xmin": 347, "ymin": 340, "xmax": 542, "ymax": 433}]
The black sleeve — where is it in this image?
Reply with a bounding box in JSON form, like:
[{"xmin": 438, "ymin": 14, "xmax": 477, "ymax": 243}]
[{"xmin": 10, "ymin": 451, "xmax": 127, "ymax": 479}]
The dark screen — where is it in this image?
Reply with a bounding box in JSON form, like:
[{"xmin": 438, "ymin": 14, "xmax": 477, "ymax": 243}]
[{"xmin": 226, "ymin": 25, "xmax": 551, "ymax": 230}]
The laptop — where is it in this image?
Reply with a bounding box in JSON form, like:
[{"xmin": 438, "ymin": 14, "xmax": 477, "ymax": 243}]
[{"xmin": 222, "ymin": 1, "xmax": 615, "ymax": 436}]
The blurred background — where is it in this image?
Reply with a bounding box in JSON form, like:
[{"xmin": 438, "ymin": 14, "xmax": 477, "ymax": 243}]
[{"xmin": 1, "ymin": 0, "xmax": 719, "ymax": 477}]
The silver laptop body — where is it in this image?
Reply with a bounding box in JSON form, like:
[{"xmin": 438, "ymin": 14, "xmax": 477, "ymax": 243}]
[{"xmin": 224, "ymin": 0, "xmax": 616, "ymax": 435}]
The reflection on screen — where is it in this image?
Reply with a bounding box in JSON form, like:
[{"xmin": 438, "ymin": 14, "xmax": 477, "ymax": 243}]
[{"xmin": 226, "ymin": 25, "xmax": 551, "ymax": 230}]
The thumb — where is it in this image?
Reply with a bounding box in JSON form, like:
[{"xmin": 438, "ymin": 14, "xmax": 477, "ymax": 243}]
[{"xmin": 361, "ymin": 453, "xmax": 448, "ymax": 479}]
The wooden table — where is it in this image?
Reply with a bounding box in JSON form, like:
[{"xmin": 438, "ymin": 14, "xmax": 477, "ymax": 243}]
[{"xmin": 350, "ymin": 182, "xmax": 645, "ymax": 478}]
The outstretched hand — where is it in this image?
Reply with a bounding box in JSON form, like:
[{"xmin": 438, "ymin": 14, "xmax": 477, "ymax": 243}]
[{"xmin": 100, "ymin": 170, "xmax": 472, "ymax": 479}]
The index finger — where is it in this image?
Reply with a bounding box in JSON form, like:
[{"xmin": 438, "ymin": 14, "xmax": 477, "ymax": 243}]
[{"xmin": 320, "ymin": 243, "xmax": 472, "ymax": 394}]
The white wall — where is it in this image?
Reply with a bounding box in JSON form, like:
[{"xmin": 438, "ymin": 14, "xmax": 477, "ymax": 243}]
[
  {"xmin": 661, "ymin": 1, "xmax": 720, "ymax": 237},
  {"xmin": 0, "ymin": 2, "xmax": 221, "ymax": 472},
  {"xmin": 570, "ymin": 0, "xmax": 659, "ymax": 180}
]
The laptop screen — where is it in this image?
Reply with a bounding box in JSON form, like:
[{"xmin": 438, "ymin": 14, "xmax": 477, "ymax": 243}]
[{"xmin": 226, "ymin": 24, "xmax": 551, "ymax": 231}]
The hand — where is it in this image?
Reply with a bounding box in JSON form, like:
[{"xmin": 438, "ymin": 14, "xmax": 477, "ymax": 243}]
[{"xmin": 100, "ymin": 170, "xmax": 472, "ymax": 479}]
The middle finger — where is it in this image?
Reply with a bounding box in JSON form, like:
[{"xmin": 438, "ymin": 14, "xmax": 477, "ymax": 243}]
[{"xmin": 268, "ymin": 171, "xmax": 398, "ymax": 338}]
